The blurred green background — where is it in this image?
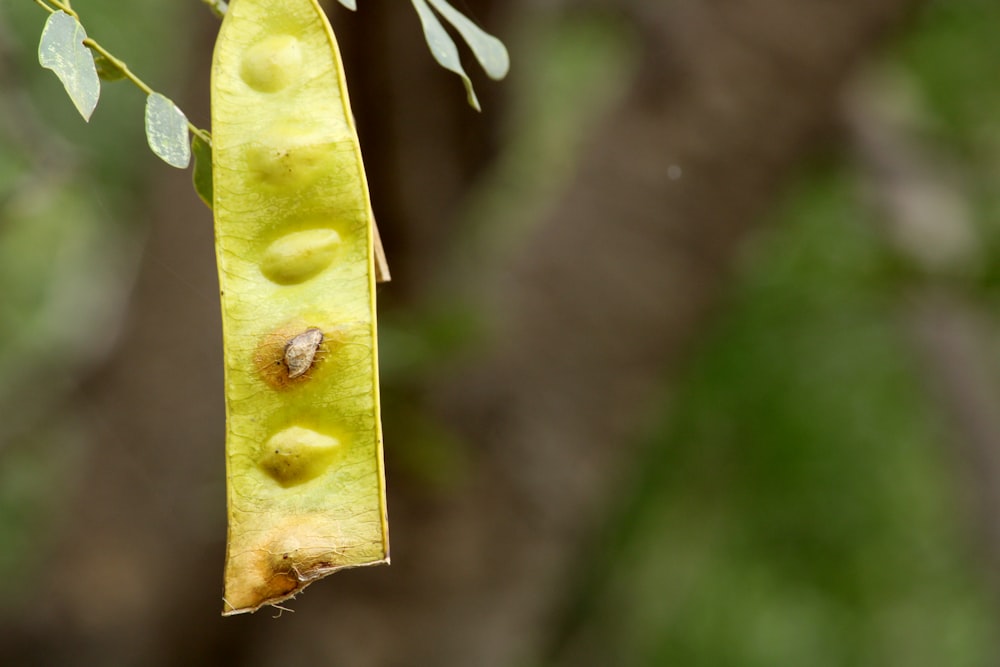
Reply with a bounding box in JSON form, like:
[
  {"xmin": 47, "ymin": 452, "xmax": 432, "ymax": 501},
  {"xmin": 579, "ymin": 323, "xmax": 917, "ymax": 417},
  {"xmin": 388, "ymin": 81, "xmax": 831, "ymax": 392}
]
[{"xmin": 1, "ymin": 0, "xmax": 999, "ymax": 665}]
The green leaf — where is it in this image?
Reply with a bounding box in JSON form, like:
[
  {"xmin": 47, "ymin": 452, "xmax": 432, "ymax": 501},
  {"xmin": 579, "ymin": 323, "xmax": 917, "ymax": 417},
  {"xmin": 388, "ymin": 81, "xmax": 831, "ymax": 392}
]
[
  {"xmin": 145, "ymin": 93, "xmax": 191, "ymax": 168},
  {"xmin": 410, "ymin": 0, "xmax": 480, "ymax": 110},
  {"xmin": 203, "ymin": 0, "xmax": 229, "ymax": 17},
  {"xmin": 38, "ymin": 11, "xmax": 101, "ymax": 122},
  {"xmin": 335, "ymin": 0, "xmax": 357, "ymax": 10},
  {"xmin": 90, "ymin": 50, "xmax": 127, "ymax": 82},
  {"xmin": 426, "ymin": 0, "xmax": 509, "ymax": 80},
  {"xmin": 192, "ymin": 133, "xmax": 214, "ymax": 208}
]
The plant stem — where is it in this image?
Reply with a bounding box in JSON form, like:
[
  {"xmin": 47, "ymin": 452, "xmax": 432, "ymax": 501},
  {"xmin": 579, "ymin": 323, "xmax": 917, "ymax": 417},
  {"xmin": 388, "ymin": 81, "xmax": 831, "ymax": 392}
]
[
  {"xmin": 46, "ymin": 0, "xmax": 78, "ymax": 19},
  {"xmin": 81, "ymin": 39, "xmax": 211, "ymax": 144},
  {"xmin": 32, "ymin": 0, "xmax": 57, "ymax": 15},
  {"xmin": 81, "ymin": 38, "xmax": 153, "ymax": 95}
]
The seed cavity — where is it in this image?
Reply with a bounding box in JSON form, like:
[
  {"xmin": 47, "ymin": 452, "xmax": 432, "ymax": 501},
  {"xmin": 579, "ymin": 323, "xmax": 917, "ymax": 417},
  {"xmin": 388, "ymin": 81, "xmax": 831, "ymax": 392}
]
[
  {"xmin": 258, "ymin": 426, "xmax": 342, "ymax": 487},
  {"xmin": 284, "ymin": 328, "xmax": 324, "ymax": 379},
  {"xmin": 261, "ymin": 228, "xmax": 341, "ymax": 285},
  {"xmin": 244, "ymin": 123, "xmax": 338, "ymax": 189},
  {"xmin": 240, "ymin": 34, "xmax": 303, "ymax": 93}
]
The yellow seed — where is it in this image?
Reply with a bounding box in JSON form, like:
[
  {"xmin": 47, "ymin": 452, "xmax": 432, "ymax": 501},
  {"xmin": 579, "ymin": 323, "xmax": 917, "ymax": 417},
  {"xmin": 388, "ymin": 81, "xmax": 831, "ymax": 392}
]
[
  {"xmin": 257, "ymin": 426, "xmax": 342, "ymax": 487},
  {"xmin": 243, "ymin": 122, "xmax": 339, "ymax": 190},
  {"xmin": 240, "ymin": 34, "xmax": 303, "ymax": 93},
  {"xmin": 261, "ymin": 229, "xmax": 341, "ymax": 285}
]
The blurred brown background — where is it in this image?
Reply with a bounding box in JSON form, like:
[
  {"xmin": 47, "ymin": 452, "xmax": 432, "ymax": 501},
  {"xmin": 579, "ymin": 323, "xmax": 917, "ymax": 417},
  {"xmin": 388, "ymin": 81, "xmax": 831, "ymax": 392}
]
[{"xmin": 1, "ymin": 0, "xmax": 999, "ymax": 665}]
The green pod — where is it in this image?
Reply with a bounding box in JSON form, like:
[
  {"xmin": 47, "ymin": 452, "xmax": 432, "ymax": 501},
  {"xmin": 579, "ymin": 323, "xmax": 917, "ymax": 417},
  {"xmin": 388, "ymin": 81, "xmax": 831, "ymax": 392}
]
[{"xmin": 211, "ymin": 0, "xmax": 388, "ymax": 615}]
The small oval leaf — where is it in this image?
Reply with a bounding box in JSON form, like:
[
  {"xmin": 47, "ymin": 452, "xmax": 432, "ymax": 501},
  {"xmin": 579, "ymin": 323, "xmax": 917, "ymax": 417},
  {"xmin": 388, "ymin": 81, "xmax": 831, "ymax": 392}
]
[
  {"xmin": 426, "ymin": 0, "xmax": 509, "ymax": 80},
  {"xmin": 90, "ymin": 50, "xmax": 127, "ymax": 82},
  {"xmin": 38, "ymin": 11, "xmax": 101, "ymax": 121},
  {"xmin": 204, "ymin": 0, "xmax": 229, "ymax": 18},
  {"xmin": 192, "ymin": 133, "xmax": 214, "ymax": 208},
  {"xmin": 410, "ymin": 0, "xmax": 481, "ymax": 111},
  {"xmin": 145, "ymin": 93, "xmax": 191, "ymax": 168}
]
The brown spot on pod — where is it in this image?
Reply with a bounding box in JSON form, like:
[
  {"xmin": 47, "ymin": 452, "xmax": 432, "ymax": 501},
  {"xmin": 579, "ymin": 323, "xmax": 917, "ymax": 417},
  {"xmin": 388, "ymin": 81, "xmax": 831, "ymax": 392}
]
[{"xmin": 254, "ymin": 323, "xmax": 341, "ymax": 389}]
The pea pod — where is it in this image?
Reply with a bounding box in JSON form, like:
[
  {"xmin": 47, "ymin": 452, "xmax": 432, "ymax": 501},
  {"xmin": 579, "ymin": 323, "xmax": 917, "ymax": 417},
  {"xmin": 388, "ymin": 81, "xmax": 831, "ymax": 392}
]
[{"xmin": 211, "ymin": 0, "xmax": 388, "ymax": 615}]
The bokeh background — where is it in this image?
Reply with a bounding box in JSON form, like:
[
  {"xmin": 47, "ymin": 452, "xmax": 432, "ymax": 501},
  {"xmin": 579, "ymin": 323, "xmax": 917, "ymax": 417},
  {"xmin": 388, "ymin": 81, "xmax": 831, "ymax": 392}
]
[{"xmin": 1, "ymin": 0, "xmax": 1000, "ymax": 665}]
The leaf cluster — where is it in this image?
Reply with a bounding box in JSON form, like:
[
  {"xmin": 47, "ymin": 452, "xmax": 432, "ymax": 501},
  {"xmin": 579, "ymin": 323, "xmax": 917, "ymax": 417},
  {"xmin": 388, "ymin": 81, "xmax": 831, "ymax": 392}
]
[
  {"xmin": 33, "ymin": 0, "xmax": 508, "ymax": 204},
  {"xmin": 35, "ymin": 1, "xmax": 211, "ymax": 202}
]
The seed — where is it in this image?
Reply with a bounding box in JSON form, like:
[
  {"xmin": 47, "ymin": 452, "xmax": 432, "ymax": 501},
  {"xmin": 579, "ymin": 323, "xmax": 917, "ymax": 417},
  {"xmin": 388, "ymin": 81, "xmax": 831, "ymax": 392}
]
[
  {"xmin": 284, "ymin": 328, "xmax": 323, "ymax": 379},
  {"xmin": 258, "ymin": 425, "xmax": 341, "ymax": 487},
  {"xmin": 240, "ymin": 34, "xmax": 303, "ymax": 93},
  {"xmin": 260, "ymin": 228, "xmax": 341, "ymax": 285},
  {"xmin": 243, "ymin": 122, "xmax": 336, "ymax": 189}
]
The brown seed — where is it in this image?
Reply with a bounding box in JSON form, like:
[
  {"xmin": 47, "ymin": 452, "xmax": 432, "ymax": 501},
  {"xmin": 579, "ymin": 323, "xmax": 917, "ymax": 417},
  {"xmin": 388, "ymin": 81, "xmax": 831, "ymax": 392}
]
[{"xmin": 283, "ymin": 328, "xmax": 323, "ymax": 379}]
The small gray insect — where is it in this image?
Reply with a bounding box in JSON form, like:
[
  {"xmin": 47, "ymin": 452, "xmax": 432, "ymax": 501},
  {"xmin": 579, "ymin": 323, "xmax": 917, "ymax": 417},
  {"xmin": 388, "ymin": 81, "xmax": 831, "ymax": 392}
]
[{"xmin": 283, "ymin": 327, "xmax": 324, "ymax": 379}]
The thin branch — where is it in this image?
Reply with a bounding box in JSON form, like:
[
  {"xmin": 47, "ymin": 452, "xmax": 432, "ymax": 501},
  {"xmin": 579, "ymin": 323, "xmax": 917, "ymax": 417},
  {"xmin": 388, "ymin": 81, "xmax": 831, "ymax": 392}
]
[
  {"xmin": 46, "ymin": 0, "xmax": 78, "ymax": 19},
  {"xmin": 83, "ymin": 38, "xmax": 210, "ymax": 144},
  {"xmin": 32, "ymin": 0, "xmax": 57, "ymax": 15},
  {"xmin": 83, "ymin": 38, "xmax": 153, "ymax": 95}
]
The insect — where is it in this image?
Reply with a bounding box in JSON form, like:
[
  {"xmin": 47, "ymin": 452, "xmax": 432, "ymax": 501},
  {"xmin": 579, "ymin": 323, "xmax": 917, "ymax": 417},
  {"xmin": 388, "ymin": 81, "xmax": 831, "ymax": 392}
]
[
  {"xmin": 283, "ymin": 327, "xmax": 324, "ymax": 379},
  {"xmin": 212, "ymin": 0, "xmax": 388, "ymax": 615}
]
